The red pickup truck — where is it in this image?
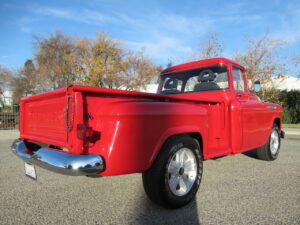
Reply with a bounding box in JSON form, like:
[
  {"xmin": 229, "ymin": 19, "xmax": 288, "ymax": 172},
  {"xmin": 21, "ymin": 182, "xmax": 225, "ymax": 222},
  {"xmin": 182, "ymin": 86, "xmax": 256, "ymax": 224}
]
[{"xmin": 11, "ymin": 58, "xmax": 284, "ymax": 208}]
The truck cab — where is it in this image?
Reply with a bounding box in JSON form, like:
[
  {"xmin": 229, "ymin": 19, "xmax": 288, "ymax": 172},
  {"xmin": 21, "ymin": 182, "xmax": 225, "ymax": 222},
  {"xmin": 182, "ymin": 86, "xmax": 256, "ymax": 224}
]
[{"xmin": 157, "ymin": 58, "xmax": 283, "ymax": 158}]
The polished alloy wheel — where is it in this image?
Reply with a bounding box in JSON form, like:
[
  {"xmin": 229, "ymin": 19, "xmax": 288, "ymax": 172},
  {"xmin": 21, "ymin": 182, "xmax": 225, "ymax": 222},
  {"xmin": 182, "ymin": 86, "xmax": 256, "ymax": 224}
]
[
  {"xmin": 270, "ymin": 129, "xmax": 279, "ymax": 155},
  {"xmin": 167, "ymin": 148, "xmax": 197, "ymax": 196}
]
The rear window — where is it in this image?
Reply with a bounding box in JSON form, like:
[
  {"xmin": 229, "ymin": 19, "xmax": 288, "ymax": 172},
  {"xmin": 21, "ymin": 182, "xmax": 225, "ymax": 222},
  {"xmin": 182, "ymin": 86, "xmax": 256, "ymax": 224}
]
[{"xmin": 159, "ymin": 65, "xmax": 229, "ymax": 95}]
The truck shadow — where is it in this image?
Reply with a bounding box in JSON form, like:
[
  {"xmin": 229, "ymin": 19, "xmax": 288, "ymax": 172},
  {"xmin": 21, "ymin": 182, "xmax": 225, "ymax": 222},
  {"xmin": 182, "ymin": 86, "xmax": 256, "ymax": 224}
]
[
  {"xmin": 126, "ymin": 98, "xmax": 202, "ymax": 224},
  {"xmin": 133, "ymin": 195, "xmax": 201, "ymax": 225},
  {"xmin": 242, "ymin": 149, "xmax": 259, "ymax": 159}
]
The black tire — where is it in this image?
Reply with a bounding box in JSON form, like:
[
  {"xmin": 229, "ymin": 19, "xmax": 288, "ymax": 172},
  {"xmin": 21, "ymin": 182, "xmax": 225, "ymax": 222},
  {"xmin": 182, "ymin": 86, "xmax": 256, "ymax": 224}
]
[
  {"xmin": 142, "ymin": 135, "xmax": 203, "ymax": 208},
  {"xmin": 257, "ymin": 124, "xmax": 281, "ymax": 161}
]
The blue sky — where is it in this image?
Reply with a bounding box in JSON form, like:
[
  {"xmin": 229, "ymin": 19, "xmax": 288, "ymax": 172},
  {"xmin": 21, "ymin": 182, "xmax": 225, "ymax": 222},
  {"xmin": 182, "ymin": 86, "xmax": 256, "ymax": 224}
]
[{"xmin": 1, "ymin": 0, "xmax": 300, "ymax": 75}]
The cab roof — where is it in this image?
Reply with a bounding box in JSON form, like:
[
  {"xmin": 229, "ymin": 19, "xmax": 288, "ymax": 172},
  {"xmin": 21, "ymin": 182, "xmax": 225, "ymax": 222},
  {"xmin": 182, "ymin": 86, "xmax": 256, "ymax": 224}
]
[{"xmin": 161, "ymin": 58, "xmax": 245, "ymax": 74}]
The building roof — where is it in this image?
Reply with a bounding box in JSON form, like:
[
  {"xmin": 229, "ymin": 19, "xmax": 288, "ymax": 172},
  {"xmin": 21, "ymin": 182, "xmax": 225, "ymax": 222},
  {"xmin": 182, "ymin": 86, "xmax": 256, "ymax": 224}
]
[{"xmin": 264, "ymin": 75, "xmax": 300, "ymax": 91}]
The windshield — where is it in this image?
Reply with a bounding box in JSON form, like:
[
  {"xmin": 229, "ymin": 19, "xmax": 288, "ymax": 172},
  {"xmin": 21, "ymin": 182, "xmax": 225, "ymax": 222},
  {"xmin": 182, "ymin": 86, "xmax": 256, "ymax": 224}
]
[{"xmin": 158, "ymin": 65, "xmax": 229, "ymax": 95}]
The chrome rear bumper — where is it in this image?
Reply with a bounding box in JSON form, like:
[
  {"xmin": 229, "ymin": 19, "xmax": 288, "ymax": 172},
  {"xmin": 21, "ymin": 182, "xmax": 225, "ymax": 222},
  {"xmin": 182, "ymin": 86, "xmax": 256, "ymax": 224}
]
[{"xmin": 11, "ymin": 141, "xmax": 104, "ymax": 176}]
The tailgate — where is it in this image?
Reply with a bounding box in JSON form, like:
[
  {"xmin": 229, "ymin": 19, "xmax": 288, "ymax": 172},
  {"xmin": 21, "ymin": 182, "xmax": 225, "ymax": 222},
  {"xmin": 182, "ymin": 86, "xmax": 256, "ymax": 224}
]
[{"xmin": 20, "ymin": 88, "xmax": 71, "ymax": 148}]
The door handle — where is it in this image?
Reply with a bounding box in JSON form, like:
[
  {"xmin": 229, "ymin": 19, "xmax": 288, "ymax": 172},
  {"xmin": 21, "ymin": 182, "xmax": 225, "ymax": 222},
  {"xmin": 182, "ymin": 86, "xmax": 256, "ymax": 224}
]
[{"xmin": 236, "ymin": 92, "xmax": 243, "ymax": 97}]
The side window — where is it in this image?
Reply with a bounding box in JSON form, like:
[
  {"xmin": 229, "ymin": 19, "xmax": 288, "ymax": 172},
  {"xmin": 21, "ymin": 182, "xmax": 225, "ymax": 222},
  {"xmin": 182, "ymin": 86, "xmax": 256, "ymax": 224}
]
[
  {"xmin": 233, "ymin": 68, "xmax": 245, "ymax": 91},
  {"xmin": 214, "ymin": 70, "xmax": 229, "ymax": 89}
]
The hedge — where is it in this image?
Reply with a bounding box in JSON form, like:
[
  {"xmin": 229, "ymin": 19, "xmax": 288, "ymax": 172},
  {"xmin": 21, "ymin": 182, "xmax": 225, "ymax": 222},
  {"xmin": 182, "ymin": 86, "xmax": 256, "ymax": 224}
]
[{"xmin": 257, "ymin": 89, "xmax": 300, "ymax": 124}]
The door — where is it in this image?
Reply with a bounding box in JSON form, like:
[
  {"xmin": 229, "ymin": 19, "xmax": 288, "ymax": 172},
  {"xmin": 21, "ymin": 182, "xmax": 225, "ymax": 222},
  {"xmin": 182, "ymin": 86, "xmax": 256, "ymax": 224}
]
[{"xmin": 232, "ymin": 67, "xmax": 269, "ymax": 151}]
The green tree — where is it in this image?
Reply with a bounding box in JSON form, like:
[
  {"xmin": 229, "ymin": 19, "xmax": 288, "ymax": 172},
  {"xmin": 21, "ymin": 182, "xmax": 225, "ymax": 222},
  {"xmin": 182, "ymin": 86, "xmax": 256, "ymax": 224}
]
[
  {"xmin": 32, "ymin": 31, "xmax": 160, "ymax": 91},
  {"xmin": 280, "ymin": 90, "xmax": 300, "ymax": 124},
  {"xmin": 10, "ymin": 59, "xmax": 37, "ymax": 101},
  {"xmin": 75, "ymin": 33, "xmax": 125, "ymax": 88},
  {"xmin": 34, "ymin": 31, "xmax": 78, "ymax": 90},
  {"xmin": 257, "ymin": 89, "xmax": 300, "ymax": 124}
]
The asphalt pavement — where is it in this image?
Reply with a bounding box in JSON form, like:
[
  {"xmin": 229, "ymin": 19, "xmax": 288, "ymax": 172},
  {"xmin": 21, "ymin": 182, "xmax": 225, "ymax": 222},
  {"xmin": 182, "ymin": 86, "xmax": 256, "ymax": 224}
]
[{"xmin": 0, "ymin": 130, "xmax": 299, "ymax": 225}]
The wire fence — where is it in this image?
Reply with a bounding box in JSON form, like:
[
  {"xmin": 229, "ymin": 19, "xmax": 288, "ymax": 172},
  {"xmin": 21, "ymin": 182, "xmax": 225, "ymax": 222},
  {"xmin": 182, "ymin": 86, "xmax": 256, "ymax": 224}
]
[{"xmin": 0, "ymin": 97, "xmax": 19, "ymax": 130}]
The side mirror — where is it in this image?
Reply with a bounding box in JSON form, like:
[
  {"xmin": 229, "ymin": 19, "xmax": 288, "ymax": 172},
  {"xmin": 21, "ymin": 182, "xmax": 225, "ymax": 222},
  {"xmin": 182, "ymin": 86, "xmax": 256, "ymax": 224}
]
[{"xmin": 254, "ymin": 80, "xmax": 261, "ymax": 92}]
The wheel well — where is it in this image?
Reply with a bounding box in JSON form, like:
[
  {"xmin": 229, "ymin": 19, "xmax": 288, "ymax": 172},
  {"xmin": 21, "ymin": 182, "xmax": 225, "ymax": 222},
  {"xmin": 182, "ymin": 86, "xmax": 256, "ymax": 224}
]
[
  {"xmin": 274, "ymin": 118, "xmax": 281, "ymax": 130},
  {"xmin": 188, "ymin": 132, "xmax": 203, "ymax": 155},
  {"xmin": 163, "ymin": 132, "xmax": 203, "ymax": 157}
]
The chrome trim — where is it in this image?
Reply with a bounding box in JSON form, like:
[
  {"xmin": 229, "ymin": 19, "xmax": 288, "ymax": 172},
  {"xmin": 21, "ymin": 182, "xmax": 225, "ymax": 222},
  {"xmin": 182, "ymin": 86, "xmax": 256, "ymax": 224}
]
[
  {"xmin": 266, "ymin": 106, "xmax": 277, "ymax": 110},
  {"xmin": 11, "ymin": 141, "xmax": 104, "ymax": 176}
]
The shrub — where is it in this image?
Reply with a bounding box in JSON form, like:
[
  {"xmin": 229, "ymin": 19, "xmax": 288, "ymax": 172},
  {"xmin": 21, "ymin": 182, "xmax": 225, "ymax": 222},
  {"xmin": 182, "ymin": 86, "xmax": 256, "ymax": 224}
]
[{"xmin": 257, "ymin": 89, "xmax": 300, "ymax": 124}]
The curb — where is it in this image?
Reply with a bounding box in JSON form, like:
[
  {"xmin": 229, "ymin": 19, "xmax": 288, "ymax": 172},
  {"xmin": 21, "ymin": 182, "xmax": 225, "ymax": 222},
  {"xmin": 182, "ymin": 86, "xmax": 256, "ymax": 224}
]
[{"xmin": 285, "ymin": 132, "xmax": 300, "ymax": 136}]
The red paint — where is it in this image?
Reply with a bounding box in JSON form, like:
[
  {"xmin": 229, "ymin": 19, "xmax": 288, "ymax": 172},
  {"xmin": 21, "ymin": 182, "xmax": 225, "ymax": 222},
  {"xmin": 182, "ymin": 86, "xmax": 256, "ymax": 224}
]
[
  {"xmin": 162, "ymin": 58, "xmax": 245, "ymax": 74},
  {"xmin": 19, "ymin": 58, "xmax": 283, "ymax": 176}
]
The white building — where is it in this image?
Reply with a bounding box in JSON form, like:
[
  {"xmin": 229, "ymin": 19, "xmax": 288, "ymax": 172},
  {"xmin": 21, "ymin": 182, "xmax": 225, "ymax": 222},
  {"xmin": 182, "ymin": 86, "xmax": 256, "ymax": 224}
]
[
  {"xmin": 0, "ymin": 90, "xmax": 13, "ymax": 106},
  {"xmin": 140, "ymin": 84, "xmax": 159, "ymax": 93},
  {"xmin": 264, "ymin": 75, "xmax": 300, "ymax": 91}
]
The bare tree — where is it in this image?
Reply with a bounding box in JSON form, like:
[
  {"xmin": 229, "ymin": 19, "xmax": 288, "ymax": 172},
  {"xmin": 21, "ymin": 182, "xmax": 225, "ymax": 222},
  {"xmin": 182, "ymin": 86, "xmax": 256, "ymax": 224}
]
[
  {"xmin": 234, "ymin": 33, "xmax": 287, "ymax": 90},
  {"xmin": 120, "ymin": 51, "xmax": 161, "ymax": 91},
  {"xmin": 0, "ymin": 65, "xmax": 12, "ymax": 93},
  {"xmin": 197, "ymin": 33, "xmax": 224, "ymax": 59},
  {"xmin": 291, "ymin": 57, "xmax": 300, "ymax": 78}
]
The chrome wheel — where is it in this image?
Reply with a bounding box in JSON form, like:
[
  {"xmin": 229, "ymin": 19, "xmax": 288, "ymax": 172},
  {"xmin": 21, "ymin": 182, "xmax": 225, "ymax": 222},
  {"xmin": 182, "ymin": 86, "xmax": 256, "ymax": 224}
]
[
  {"xmin": 167, "ymin": 148, "xmax": 197, "ymax": 196},
  {"xmin": 270, "ymin": 129, "xmax": 279, "ymax": 155}
]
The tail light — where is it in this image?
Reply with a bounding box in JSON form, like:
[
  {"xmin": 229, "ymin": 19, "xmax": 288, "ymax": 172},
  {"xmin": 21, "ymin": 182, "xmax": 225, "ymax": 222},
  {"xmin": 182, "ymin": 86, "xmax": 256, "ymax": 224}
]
[{"xmin": 77, "ymin": 124, "xmax": 100, "ymax": 143}]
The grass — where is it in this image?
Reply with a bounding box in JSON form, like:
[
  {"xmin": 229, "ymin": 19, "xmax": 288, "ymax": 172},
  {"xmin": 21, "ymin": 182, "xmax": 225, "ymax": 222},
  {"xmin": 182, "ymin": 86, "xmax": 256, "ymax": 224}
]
[{"xmin": 282, "ymin": 124, "xmax": 300, "ymax": 128}]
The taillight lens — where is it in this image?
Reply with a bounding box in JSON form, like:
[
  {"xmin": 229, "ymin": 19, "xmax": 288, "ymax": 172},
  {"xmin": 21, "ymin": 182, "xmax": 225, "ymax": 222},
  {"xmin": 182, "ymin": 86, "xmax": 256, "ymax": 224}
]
[
  {"xmin": 77, "ymin": 124, "xmax": 100, "ymax": 142},
  {"xmin": 77, "ymin": 124, "xmax": 91, "ymax": 140}
]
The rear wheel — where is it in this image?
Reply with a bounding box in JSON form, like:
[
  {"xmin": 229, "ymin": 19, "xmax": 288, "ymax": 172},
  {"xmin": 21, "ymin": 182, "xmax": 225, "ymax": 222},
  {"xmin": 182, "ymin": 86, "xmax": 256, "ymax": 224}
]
[
  {"xmin": 257, "ymin": 124, "xmax": 281, "ymax": 161},
  {"xmin": 142, "ymin": 135, "xmax": 203, "ymax": 208}
]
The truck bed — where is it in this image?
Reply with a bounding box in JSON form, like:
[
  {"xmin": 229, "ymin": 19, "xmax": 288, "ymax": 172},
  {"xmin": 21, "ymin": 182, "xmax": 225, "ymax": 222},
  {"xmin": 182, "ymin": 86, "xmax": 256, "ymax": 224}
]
[{"xmin": 19, "ymin": 85, "xmax": 221, "ymax": 158}]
